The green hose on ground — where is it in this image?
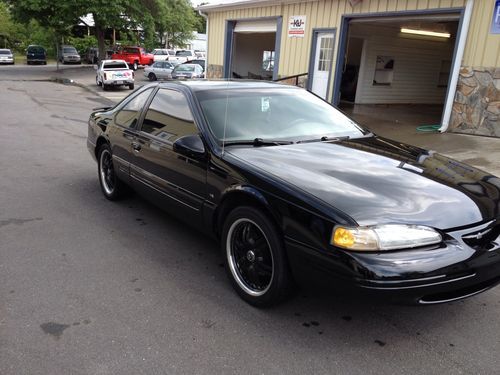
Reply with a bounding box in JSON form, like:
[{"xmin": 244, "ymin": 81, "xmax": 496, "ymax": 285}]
[{"xmin": 416, "ymin": 124, "xmax": 441, "ymax": 132}]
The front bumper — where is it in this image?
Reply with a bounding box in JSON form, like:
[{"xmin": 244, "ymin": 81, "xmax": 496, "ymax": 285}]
[
  {"xmin": 0, "ymin": 57, "xmax": 14, "ymax": 64},
  {"xmin": 286, "ymin": 221, "xmax": 500, "ymax": 304},
  {"xmin": 63, "ymin": 56, "xmax": 81, "ymax": 63}
]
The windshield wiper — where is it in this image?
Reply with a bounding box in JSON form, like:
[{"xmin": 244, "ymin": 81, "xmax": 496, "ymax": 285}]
[
  {"xmin": 224, "ymin": 138, "xmax": 294, "ymax": 147},
  {"xmin": 296, "ymin": 135, "xmax": 350, "ymax": 144}
]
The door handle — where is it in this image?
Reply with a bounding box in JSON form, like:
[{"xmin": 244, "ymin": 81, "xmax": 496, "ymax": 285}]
[{"xmin": 132, "ymin": 142, "xmax": 142, "ymax": 152}]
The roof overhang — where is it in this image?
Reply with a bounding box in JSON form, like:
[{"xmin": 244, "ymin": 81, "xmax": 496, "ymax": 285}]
[{"xmin": 197, "ymin": 0, "xmax": 316, "ymax": 12}]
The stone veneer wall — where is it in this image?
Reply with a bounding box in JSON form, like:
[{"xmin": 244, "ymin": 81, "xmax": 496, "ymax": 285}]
[
  {"xmin": 207, "ymin": 64, "xmax": 223, "ymax": 79},
  {"xmin": 450, "ymin": 67, "xmax": 500, "ymax": 137}
]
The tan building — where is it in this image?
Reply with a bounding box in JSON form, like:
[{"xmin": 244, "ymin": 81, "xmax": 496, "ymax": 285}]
[{"xmin": 198, "ymin": 0, "xmax": 499, "ymax": 136}]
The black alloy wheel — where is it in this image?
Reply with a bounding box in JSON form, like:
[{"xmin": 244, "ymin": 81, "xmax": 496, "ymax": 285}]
[
  {"xmin": 222, "ymin": 206, "xmax": 294, "ymax": 307},
  {"xmin": 98, "ymin": 144, "xmax": 125, "ymax": 200}
]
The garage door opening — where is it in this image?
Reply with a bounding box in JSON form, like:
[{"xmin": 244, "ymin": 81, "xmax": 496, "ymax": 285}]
[
  {"xmin": 335, "ymin": 12, "xmax": 461, "ymax": 136},
  {"xmin": 224, "ymin": 18, "xmax": 282, "ymax": 81}
]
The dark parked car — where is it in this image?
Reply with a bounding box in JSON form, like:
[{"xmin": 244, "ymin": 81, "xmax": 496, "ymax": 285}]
[
  {"xmin": 87, "ymin": 81, "xmax": 500, "ymax": 307},
  {"xmin": 26, "ymin": 45, "xmax": 47, "ymax": 65}
]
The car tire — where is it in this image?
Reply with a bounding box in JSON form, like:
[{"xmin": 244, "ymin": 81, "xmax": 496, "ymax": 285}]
[
  {"xmin": 221, "ymin": 206, "xmax": 294, "ymax": 307},
  {"xmin": 97, "ymin": 143, "xmax": 126, "ymax": 201},
  {"xmin": 128, "ymin": 84, "xmax": 134, "ymax": 90},
  {"xmin": 103, "ymin": 84, "xmax": 109, "ymax": 91},
  {"xmin": 148, "ymin": 73, "xmax": 157, "ymax": 81},
  {"xmin": 132, "ymin": 61, "xmax": 138, "ymax": 71},
  {"xmin": 43, "ymin": 61, "xmax": 47, "ymax": 65}
]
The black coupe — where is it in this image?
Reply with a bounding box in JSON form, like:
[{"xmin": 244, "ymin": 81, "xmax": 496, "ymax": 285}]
[{"xmin": 87, "ymin": 81, "xmax": 500, "ymax": 307}]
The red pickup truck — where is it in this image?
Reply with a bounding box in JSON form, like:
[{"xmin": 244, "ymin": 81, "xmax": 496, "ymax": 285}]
[{"xmin": 111, "ymin": 46, "xmax": 154, "ymax": 70}]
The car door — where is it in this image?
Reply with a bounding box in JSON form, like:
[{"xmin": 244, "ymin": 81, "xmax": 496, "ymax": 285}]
[
  {"xmin": 130, "ymin": 88, "xmax": 207, "ymax": 222},
  {"xmin": 157, "ymin": 62, "xmax": 169, "ymax": 79},
  {"xmin": 107, "ymin": 87, "xmax": 155, "ymax": 181}
]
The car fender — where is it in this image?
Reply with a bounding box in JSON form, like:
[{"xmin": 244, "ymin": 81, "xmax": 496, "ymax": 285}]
[{"xmin": 215, "ymin": 184, "xmax": 282, "ymax": 235}]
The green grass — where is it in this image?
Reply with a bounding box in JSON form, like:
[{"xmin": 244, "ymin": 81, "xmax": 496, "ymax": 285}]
[{"xmin": 14, "ymin": 55, "xmax": 57, "ymax": 65}]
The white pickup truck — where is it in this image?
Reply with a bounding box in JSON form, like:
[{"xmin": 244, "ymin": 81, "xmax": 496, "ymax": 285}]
[
  {"xmin": 96, "ymin": 60, "xmax": 134, "ymax": 90},
  {"xmin": 168, "ymin": 50, "xmax": 197, "ymax": 64}
]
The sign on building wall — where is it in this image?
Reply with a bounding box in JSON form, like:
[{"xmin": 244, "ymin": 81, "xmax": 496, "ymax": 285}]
[
  {"xmin": 491, "ymin": 0, "xmax": 500, "ymax": 34},
  {"xmin": 288, "ymin": 15, "xmax": 306, "ymax": 38}
]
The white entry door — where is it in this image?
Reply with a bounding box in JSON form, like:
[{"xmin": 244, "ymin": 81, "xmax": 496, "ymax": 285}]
[{"xmin": 311, "ymin": 32, "xmax": 334, "ymax": 99}]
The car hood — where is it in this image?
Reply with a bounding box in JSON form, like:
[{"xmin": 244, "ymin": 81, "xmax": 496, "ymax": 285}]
[{"xmin": 226, "ymin": 136, "xmax": 500, "ymax": 229}]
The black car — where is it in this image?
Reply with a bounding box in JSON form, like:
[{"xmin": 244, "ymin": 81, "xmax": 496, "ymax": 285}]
[
  {"xmin": 26, "ymin": 45, "xmax": 47, "ymax": 65},
  {"xmin": 87, "ymin": 81, "xmax": 500, "ymax": 307}
]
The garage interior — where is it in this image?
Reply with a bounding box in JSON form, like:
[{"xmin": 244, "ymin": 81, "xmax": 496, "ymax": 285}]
[
  {"xmin": 337, "ymin": 13, "xmax": 460, "ymax": 136},
  {"xmin": 230, "ymin": 19, "xmax": 277, "ymax": 80}
]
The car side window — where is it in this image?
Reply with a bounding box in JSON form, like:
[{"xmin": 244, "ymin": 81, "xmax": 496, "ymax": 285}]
[
  {"xmin": 115, "ymin": 88, "xmax": 153, "ymax": 128},
  {"xmin": 140, "ymin": 89, "xmax": 197, "ymax": 141}
]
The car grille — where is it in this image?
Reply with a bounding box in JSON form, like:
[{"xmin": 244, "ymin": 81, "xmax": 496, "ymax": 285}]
[{"xmin": 462, "ymin": 221, "xmax": 500, "ymax": 251}]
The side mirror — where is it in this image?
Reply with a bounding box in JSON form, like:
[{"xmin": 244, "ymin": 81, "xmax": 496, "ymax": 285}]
[{"xmin": 173, "ymin": 134, "xmax": 206, "ymax": 159}]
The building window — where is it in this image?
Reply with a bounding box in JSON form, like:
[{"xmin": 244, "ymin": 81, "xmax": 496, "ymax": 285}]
[
  {"xmin": 373, "ymin": 55, "xmax": 394, "ymax": 85},
  {"xmin": 438, "ymin": 60, "xmax": 451, "ymax": 87},
  {"xmin": 318, "ymin": 37, "xmax": 334, "ymax": 71},
  {"xmin": 262, "ymin": 50, "xmax": 275, "ymax": 72}
]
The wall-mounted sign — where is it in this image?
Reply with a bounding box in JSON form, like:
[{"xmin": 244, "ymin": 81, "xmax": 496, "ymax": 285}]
[
  {"xmin": 491, "ymin": 0, "xmax": 500, "ymax": 34},
  {"xmin": 288, "ymin": 15, "xmax": 306, "ymax": 38}
]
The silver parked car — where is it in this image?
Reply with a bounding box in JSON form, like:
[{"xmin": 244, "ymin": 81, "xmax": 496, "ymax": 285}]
[
  {"xmin": 0, "ymin": 49, "xmax": 14, "ymax": 65},
  {"xmin": 171, "ymin": 63, "xmax": 204, "ymax": 79},
  {"xmin": 59, "ymin": 45, "xmax": 81, "ymax": 64},
  {"xmin": 144, "ymin": 61, "xmax": 176, "ymax": 81}
]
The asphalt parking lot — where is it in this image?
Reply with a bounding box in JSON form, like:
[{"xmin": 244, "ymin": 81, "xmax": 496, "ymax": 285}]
[{"xmin": 1, "ymin": 64, "xmax": 500, "ymax": 375}]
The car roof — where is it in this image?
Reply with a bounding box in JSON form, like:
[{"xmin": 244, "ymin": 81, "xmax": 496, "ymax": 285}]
[
  {"xmin": 101, "ymin": 59, "xmax": 128, "ymax": 64},
  {"xmin": 158, "ymin": 80, "xmax": 300, "ymax": 92}
]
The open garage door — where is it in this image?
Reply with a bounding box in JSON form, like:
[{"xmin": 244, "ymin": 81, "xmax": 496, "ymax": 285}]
[
  {"xmin": 224, "ymin": 18, "xmax": 282, "ymax": 80},
  {"xmin": 334, "ymin": 12, "xmax": 461, "ymax": 134}
]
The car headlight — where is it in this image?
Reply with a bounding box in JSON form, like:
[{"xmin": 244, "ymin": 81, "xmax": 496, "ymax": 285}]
[{"xmin": 331, "ymin": 224, "xmax": 442, "ymax": 251}]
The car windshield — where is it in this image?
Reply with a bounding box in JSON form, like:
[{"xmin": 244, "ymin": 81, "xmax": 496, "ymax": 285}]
[
  {"xmin": 64, "ymin": 47, "xmax": 77, "ymax": 54},
  {"xmin": 196, "ymin": 87, "xmax": 367, "ymax": 143},
  {"xmin": 0, "ymin": 50, "xmax": 12, "ymax": 54},
  {"xmin": 175, "ymin": 65, "xmax": 195, "ymax": 72},
  {"xmin": 176, "ymin": 50, "xmax": 192, "ymax": 56},
  {"xmin": 29, "ymin": 47, "xmax": 44, "ymax": 53}
]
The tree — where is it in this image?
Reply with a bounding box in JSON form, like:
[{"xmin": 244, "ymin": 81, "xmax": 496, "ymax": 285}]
[
  {"xmin": 192, "ymin": 3, "xmax": 207, "ymax": 34},
  {"xmin": 0, "ymin": 2, "xmax": 24, "ymax": 48},
  {"xmin": 155, "ymin": 0, "xmax": 196, "ymax": 48},
  {"xmin": 85, "ymin": 0, "xmax": 160, "ymax": 61},
  {"xmin": 4, "ymin": 0, "xmax": 86, "ymax": 66},
  {"xmin": 4, "ymin": 0, "xmax": 161, "ymax": 61}
]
